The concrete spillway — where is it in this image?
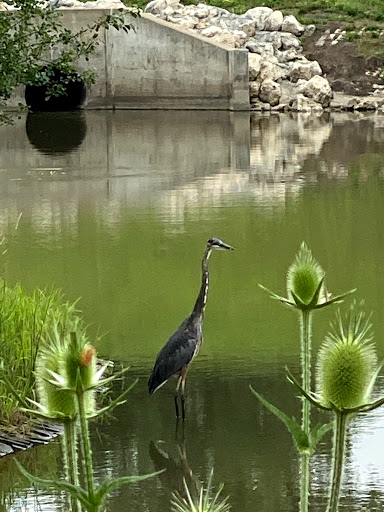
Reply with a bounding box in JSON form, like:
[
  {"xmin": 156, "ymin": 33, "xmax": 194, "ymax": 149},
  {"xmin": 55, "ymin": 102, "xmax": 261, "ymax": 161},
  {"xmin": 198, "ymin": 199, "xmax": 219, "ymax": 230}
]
[{"xmin": 9, "ymin": 9, "xmax": 250, "ymax": 111}]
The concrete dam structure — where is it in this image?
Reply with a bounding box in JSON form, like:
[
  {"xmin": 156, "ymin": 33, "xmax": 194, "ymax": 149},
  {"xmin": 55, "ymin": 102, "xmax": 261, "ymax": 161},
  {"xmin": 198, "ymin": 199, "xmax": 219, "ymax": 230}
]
[{"xmin": 10, "ymin": 10, "xmax": 250, "ymax": 111}]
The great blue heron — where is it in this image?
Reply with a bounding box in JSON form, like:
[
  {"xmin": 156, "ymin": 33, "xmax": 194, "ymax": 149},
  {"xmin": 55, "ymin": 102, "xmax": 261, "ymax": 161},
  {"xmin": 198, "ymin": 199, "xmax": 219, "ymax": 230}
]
[{"xmin": 148, "ymin": 238, "xmax": 234, "ymax": 420}]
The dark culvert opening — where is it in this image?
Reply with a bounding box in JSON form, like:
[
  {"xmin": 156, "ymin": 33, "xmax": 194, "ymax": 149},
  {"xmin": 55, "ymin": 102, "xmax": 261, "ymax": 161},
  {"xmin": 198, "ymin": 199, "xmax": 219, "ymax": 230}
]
[{"xmin": 25, "ymin": 67, "xmax": 86, "ymax": 112}]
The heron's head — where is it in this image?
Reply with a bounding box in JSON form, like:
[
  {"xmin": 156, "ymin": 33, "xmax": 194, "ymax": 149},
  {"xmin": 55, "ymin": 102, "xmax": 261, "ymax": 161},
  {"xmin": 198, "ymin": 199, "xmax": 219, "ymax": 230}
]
[{"xmin": 206, "ymin": 238, "xmax": 234, "ymax": 251}]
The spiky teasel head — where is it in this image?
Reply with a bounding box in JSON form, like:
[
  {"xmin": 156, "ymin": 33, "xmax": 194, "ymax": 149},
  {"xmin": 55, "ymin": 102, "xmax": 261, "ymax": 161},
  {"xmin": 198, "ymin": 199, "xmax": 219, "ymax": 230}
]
[
  {"xmin": 35, "ymin": 328, "xmax": 77, "ymax": 419},
  {"xmin": 316, "ymin": 303, "xmax": 378, "ymax": 411},
  {"xmin": 171, "ymin": 470, "xmax": 231, "ymax": 512},
  {"xmin": 286, "ymin": 242, "xmax": 325, "ymax": 307},
  {"xmin": 62, "ymin": 330, "xmax": 97, "ymax": 413}
]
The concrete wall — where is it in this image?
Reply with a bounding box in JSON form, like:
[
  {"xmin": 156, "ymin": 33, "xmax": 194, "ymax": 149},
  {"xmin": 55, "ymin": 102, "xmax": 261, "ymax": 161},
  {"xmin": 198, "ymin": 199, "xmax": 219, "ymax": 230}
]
[{"xmin": 8, "ymin": 10, "xmax": 250, "ymax": 111}]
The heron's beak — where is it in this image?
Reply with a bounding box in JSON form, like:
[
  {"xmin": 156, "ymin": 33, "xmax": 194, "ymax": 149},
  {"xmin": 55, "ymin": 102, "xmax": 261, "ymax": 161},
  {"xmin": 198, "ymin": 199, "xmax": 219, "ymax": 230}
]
[{"xmin": 221, "ymin": 242, "xmax": 234, "ymax": 251}]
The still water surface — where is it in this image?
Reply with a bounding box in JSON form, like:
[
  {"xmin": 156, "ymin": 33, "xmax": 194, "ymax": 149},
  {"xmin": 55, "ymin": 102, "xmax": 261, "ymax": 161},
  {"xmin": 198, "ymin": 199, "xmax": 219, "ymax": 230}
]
[{"xmin": 0, "ymin": 111, "xmax": 384, "ymax": 511}]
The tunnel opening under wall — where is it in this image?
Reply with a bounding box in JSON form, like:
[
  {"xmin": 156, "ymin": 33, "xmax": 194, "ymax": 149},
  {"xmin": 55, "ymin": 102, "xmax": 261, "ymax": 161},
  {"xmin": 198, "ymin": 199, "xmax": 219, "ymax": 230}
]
[{"xmin": 25, "ymin": 67, "xmax": 86, "ymax": 112}]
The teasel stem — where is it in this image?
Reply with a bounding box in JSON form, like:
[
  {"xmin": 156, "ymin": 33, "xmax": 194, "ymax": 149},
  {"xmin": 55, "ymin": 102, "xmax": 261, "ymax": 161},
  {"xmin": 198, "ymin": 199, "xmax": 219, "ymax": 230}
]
[
  {"xmin": 77, "ymin": 389, "xmax": 96, "ymax": 504},
  {"xmin": 299, "ymin": 310, "xmax": 312, "ymax": 512},
  {"xmin": 63, "ymin": 419, "xmax": 81, "ymax": 512},
  {"xmin": 300, "ymin": 453, "xmax": 310, "ymax": 512},
  {"xmin": 300, "ymin": 310, "xmax": 312, "ymax": 434},
  {"xmin": 327, "ymin": 412, "xmax": 348, "ymax": 512}
]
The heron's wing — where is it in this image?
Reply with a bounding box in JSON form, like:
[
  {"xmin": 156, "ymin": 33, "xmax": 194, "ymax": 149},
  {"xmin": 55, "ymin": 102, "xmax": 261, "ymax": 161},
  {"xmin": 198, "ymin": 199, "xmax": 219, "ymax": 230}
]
[{"xmin": 148, "ymin": 327, "xmax": 197, "ymax": 394}]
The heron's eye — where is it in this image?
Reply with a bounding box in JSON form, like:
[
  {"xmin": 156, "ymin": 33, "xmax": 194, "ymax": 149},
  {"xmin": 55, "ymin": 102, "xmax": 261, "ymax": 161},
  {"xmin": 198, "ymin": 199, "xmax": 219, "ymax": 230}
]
[{"xmin": 207, "ymin": 238, "xmax": 214, "ymax": 244}]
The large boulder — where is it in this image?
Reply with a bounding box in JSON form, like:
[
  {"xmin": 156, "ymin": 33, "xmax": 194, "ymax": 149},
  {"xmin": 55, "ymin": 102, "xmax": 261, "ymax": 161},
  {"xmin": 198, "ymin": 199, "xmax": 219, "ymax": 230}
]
[
  {"xmin": 289, "ymin": 60, "xmax": 322, "ymax": 82},
  {"xmin": 244, "ymin": 6, "xmax": 273, "ymax": 30},
  {"xmin": 281, "ymin": 15, "xmax": 305, "ymax": 36},
  {"xmin": 264, "ymin": 10, "xmax": 284, "ymax": 31},
  {"xmin": 248, "ymin": 53, "xmax": 262, "ymax": 80},
  {"xmin": 257, "ymin": 58, "xmax": 281, "ymax": 82},
  {"xmin": 246, "ymin": 31, "xmax": 282, "ymax": 51},
  {"xmin": 212, "ymin": 29, "xmax": 247, "ymax": 47},
  {"xmin": 145, "ymin": 0, "xmax": 179, "ymax": 14},
  {"xmin": 277, "ymin": 49, "xmax": 298, "ymax": 63},
  {"xmin": 302, "ymin": 75, "xmax": 333, "ymax": 107},
  {"xmin": 280, "ymin": 32, "xmax": 302, "ymax": 51},
  {"xmin": 200, "ymin": 25, "xmax": 222, "ymax": 37},
  {"xmin": 289, "ymin": 94, "xmax": 324, "ymax": 112},
  {"xmin": 249, "ymin": 81, "xmax": 260, "ymax": 99},
  {"xmin": 194, "ymin": 4, "xmax": 210, "ymax": 19},
  {"xmin": 245, "ymin": 42, "xmax": 275, "ymax": 57},
  {"xmin": 218, "ymin": 15, "xmax": 257, "ymax": 37},
  {"xmin": 259, "ymin": 79, "xmax": 281, "ymax": 106}
]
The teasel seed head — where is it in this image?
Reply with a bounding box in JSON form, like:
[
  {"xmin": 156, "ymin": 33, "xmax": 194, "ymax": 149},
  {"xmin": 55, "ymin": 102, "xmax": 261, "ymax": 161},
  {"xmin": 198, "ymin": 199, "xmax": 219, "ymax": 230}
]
[
  {"xmin": 64, "ymin": 331, "xmax": 97, "ymax": 414},
  {"xmin": 286, "ymin": 242, "xmax": 325, "ymax": 307},
  {"xmin": 36, "ymin": 335, "xmax": 77, "ymax": 419},
  {"xmin": 316, "ymin": 304, "xmax": 378, "ymax": 410}
]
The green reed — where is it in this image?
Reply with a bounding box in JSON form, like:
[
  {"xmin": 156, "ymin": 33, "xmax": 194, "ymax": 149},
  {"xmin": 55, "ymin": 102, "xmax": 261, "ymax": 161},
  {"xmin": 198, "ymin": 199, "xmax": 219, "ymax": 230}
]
[{"xmin": 0, "ymin": 282, "xmax": 80, "ymax": 422}]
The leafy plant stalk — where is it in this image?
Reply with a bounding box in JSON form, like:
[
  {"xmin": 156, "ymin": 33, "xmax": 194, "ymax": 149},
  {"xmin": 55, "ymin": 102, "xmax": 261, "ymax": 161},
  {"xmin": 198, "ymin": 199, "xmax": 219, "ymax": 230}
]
[
  {"xmin": 77, "ymin": 388, "xmax": 96, "ymax": 502},
  {"xmin": 300, "ymin": 310, "xmax": 312, "ymax": 434},
  {"xmin": 300, "ymin": 310, "xmax": 312, "ymax": 512},
  {"xmin": 290, "ymin": 302, "xmax": 384, "ymax": 512},
  {"xmin": 300, "ymin": 454, "xmax": 310, "ymax": 512},
  {"xmin": 64, "ymin": 419, "xmax": 81, "ymax": 512},
  {"xmin": 256, "ymin": 244, "xmax": 355, "ymax": 512},
  {"xmin": 11, "ymin": 327, "xmax": 163, "ymax": 512},
  {"xmin": 327, "ymin": 412, "xmax": 348, "ymax": 512}
]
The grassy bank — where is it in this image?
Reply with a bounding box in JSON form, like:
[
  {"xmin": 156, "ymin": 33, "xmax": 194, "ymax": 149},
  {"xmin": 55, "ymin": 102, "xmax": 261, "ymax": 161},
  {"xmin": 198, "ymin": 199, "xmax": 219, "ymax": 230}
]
[{"xmin": 0, "ymin": 284, "xmax": 80, "ymax": 423}]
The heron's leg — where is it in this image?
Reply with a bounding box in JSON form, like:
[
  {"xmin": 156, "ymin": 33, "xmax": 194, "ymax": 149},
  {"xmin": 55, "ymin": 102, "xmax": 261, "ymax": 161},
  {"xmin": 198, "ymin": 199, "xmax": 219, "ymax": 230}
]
[
  {"xmin": 174, "ymin": 373, "xmax": 183, "ymax": 419},
  {"xmin": 180, "ymin": 366, "xmax": 189, "ymax": 421}
]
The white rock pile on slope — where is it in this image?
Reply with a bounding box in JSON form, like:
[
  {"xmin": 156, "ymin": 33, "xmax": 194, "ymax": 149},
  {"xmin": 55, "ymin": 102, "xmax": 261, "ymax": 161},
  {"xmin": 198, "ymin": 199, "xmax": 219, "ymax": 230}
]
[{"xmin": 145, "ymin": 0, "xmax": 333, "ymax": 111}]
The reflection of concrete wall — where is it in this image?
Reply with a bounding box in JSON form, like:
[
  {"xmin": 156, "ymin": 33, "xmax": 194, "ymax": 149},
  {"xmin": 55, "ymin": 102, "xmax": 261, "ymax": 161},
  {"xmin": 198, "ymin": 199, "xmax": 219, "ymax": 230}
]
[
  {"xmin": 0, "ymin": 112, "xmax": 382, "ymax": 232},
  {"xmin": 0, "ymin": 109, "xmax": 250, "ymax": 181},
  {"xmin": 7, "ymin": 10, "xmax": 250, "ymax": 111}
]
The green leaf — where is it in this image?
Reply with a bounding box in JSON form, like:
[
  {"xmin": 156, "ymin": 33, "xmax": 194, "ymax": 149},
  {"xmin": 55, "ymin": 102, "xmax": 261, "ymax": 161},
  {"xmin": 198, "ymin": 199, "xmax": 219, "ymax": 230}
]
[
  {"xmin": 366, "ymin": 361, "xmax": 383, "ymax": 398},
  {"xmin": 93, "ymin": 470, "xmax": 165, "ymax": 509},
  {"xmin": 308, "ymin": 276, "xmax": 325, "ymax": 309},
  {"xmin": 258, "ymin": 284, "xmax": 295, "ymax": 307},
  {"xmin": 286, "ymin": 368, "xmax": 331, "ymax": 412},
  {"xmin": 84, "ymin": 366, "xmax": 131, "ymax": 392},
  {"xmin": 315, "ymin": 289, "xmax": 356, "ymax": 310},
  {"xmin": 87, "ymin": 379, "xmax": 138, "ymax": 420},
  {"xmin": 309, "ymin": 422, "xmax": 333, "ymax": 451},
  {"xmin": 15, "ymin": 460, "xmax": 92, "ymax": 509},
  {"xmin": 290, "ymin": 290, "xmax": 307, "ymax": 310},
  {"xmin": 250, "ymin": 385, "xmax": 309, "ymax": 452}
]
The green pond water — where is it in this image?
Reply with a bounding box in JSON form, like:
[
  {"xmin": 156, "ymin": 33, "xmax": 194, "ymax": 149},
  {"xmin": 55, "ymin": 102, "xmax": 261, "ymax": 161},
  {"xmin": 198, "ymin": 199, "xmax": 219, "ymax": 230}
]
[{"xmin": 0, "ymin": 110, "xmax": 384, "ymax": 511}]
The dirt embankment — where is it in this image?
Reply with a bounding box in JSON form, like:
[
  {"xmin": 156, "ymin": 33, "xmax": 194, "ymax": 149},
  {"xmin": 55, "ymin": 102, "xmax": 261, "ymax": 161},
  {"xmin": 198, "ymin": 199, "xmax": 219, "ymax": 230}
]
[{"xmin": 303, "ymin": 22, "xmax": 384, "ymax": 97}]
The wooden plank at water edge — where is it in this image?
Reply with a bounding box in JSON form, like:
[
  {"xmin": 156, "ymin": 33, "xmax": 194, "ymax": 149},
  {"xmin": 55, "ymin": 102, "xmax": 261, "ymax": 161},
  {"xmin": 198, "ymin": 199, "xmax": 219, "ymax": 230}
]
[
  {"xmin": 0, "ymin": 358, "xmax": 113, "ymax": 457},
  {"xmin": 0, "ymin": 419, "xmax": 63, "ymax": 458}
]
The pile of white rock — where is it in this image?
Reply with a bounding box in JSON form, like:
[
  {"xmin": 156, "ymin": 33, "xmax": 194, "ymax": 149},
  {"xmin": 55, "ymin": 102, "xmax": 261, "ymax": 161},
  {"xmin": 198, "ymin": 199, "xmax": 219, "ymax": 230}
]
[
  {"xmin": 0, "ymin": 0, "xmax": 125, "ymax": 9},
  {"xmin": 145, "ymin": 0, "xmax": 334, "ymax": 111}
]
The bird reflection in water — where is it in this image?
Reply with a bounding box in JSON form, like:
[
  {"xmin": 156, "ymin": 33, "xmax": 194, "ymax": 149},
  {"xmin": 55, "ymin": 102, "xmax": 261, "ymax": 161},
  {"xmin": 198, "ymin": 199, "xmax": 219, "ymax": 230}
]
[{"xmin": 149, "ymin": 432, "xmax": 201, "ymax": 503}]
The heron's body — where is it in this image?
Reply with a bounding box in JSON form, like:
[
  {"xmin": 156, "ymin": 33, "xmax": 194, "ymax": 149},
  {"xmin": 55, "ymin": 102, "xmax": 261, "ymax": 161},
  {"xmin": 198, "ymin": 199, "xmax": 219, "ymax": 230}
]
[
  {"xmin": 148, "ymin": 315, "xmax": 202, "ymax": 394},
  {"xmin": 148, "ymin": 238, "xmax": 233, "ymax": 419}
]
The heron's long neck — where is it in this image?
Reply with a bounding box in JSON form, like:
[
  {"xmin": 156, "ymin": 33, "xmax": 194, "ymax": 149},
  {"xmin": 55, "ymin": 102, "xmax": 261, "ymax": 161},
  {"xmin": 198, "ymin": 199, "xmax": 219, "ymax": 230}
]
[{"xmin": 192, "ymin": 247, "xmax": 211, "ymax": 319}]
